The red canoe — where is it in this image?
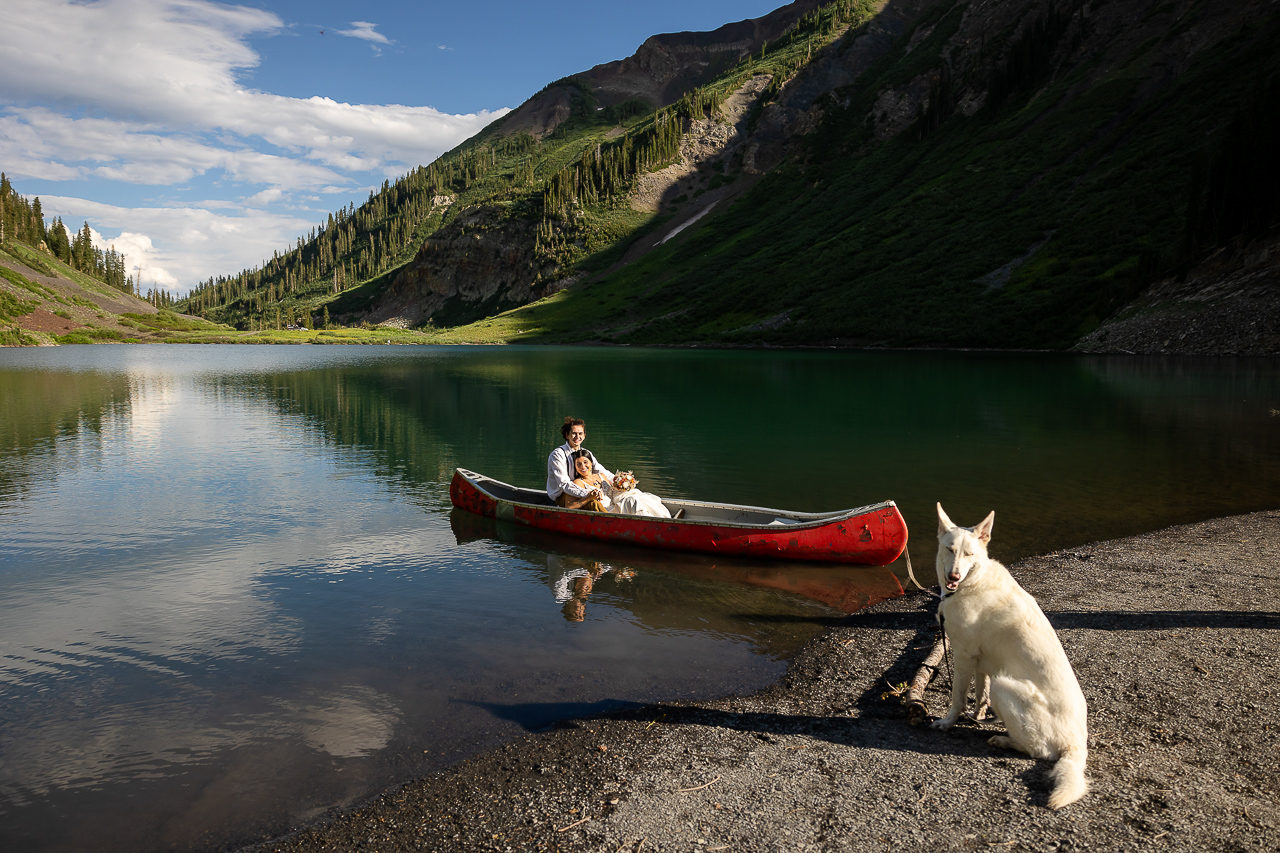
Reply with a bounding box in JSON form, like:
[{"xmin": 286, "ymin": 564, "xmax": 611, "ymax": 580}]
[{"xmin": 449, "ymin": 468, "xmax": 908, "ymax": 565}]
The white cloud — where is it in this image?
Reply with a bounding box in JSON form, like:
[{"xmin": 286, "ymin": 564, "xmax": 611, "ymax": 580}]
[
  {"xmin": 2, "ymin": 109, "xmax": 350, "ymax": 189},
  {"xmin": 0, "ymin": 2, "xmax": 501, "ymax": 182},
  {"xmin": 243, "ymin": 187, "xmax": 285, "ymax": 207},
  {"xmin": 97, "ymin": 230, "xmax": 181, "ymax": 289},
  {"xmin": 41, "ymin": 194, "xmax": 314, "ymax": 292},
  {"xmin": 0, "ymin": 0, "xmax": 280, "ymax": 124},
  {"xmin": 335, "ymin": 21, "xmax": 392, "ymax": 46},
  {"xmin": 0, "ymin": 0, "xmax": 510, "ymax": 291}
]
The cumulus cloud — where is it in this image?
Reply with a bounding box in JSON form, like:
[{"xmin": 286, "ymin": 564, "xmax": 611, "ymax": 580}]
[
  {"xmin": 0, "ymin": 1, "xmax": 500, "ymax": 180},
  {"xmin": 0, "ymin": 0, "xmax": 280, "ymax": 125},
  {"xmin": 1, "ymin": 109, "xmax": 349, "ymax": 189},
  {"xmin": 42, "ymin": 195, "xmax": 314, "ymax": 293},
  {"xmin": 0, "ymin": 0, "xmax": 510, "ymax": 291}
]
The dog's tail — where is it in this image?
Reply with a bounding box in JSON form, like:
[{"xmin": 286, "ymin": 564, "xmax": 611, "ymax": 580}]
[{"xmin": 1047, "ymin": 745, "xmax": 1088, "ymax": 810}]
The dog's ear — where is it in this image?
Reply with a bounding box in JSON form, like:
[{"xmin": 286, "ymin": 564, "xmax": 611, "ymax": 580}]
[
  {"xmin": 973, "ymin": 511, "xmax": 995, "ymax": 544},
  {"xmin": 937, "ymin": 502, "xmax": 955, "ymax": 535}
]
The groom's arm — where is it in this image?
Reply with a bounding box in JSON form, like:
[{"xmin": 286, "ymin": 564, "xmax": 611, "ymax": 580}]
[{"xmin": 547, "ymin": 447, "xmax": 590, "ymax": 498}]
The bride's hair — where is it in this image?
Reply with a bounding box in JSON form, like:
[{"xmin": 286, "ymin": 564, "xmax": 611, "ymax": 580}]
[{"xmin": 571, "ymin": 450, "xmax": 593, "ymax": 477}]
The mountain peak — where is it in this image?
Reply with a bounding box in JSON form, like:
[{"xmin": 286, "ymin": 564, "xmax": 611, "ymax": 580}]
[{"xmin": 582, "ymin": 0, "xmax": 826, "ymax": 108}]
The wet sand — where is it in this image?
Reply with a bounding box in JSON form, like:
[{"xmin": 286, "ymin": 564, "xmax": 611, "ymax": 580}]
[{"xmin": 251, "ymin": 510, "xmax": 1280, "ymax": 852}]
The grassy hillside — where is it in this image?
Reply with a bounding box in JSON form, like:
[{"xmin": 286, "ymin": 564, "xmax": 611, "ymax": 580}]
[
  {"xmin": 0, "ymin": 239, "xmax": 241, "ymax": 345},
  {"xmin": 445, "ymin": 0, "xmax": 1280, "ymax": 348},
  {"xmin": 1, "ymin": 237, "xmax": 441, "ymax": 345},
  {"xmin": 174, "ymin": 88, "xmax": 666, "ymax": 330},
  {"xmin": 176, "ymin": 1, "xmax": 880, "ymax": 333},
  {"xmin": 175, "ymin": 0, "xmax": 1279, "ymax": 351}
]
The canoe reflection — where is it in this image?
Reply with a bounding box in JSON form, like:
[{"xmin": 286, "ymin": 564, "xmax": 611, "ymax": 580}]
[
  {"xmin": 549, "ymin": 557, "xmax": 637, "ymax": 622},
  {"xmin": 450, "ymin": 509, "xmax": 903, "ymax": 617}
]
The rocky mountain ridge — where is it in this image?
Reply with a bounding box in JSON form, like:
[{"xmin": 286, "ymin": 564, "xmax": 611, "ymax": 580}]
[
  {"xmin": 493, "ymin": 1, "xmax": 830, "ymax": 143},
  {"xmin": 367, "ymin": 1, "xmax": 911, "ymax": 329},
  {"xmin": 189, "ymin": 0, "xmax": 1280, "ymax": 354},
  {"xmin": 504, "ymin": 0, "xmax": 1279, "ymax": 350},
  {"xmin": 580, "ymin": 0, "xmax": 827, "ymax": 109}
]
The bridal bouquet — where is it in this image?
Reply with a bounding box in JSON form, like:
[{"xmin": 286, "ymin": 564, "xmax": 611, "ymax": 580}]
[{"xmin": 612, "ymin": 471, "xmax": 637, "ymax": 492}]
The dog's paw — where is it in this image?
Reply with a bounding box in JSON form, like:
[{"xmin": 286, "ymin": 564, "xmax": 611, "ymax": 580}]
[
  {"xmin": 931, "ymin": 716, "xmax": 958, "ymax": 731},
  {"xmin": 987, "ymin": 735, "xmax": 1015, "ymax": 749}
]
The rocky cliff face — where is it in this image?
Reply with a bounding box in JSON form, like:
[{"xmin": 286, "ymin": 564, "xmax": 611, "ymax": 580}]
[
  {"xmin": 492, "ymin": 86, "xmax": 578, "ymax": 141},
  {"xmin": 581, "ymin": 0, "xmax": 826, "ymax": 107},
  {"xmin": 369, "ymin": 0, "xmax": 1280, "ymax": 343},
  {"xmin": 495, "ymin": 1, "xmax": 828, "ymax": 141},
  {"xmin": 750, "ymin": 0, "xmax": 1271, "ymax": 168},
  {"xmin": 364, "ymin": 207, "xmax": 568, "ymax": 329},
  {"xmin": 367, "ymin": 1, "xmax": 847, "ymax": 329},
  {"xmin": 739, "ymin": 0, "xmax": 932, "ymax": 174},
  {"xmin": 1075, "ymin": 233, "xmax": 1280, "ymax": 356}
]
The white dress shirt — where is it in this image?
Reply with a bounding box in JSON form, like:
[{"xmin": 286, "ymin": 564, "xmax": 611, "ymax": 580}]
[{"xmin": 546, "ymin": 442, "xmax": 613, "ymax": 499}]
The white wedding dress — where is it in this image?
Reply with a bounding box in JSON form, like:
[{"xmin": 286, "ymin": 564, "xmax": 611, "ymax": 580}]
[
  {"xmin": 574, "ymin": 477, "xmax": 672, "ymax": 518},
  {"xmin": 604, "ymin": 483, "xmax": 671, "ymax": 518}
]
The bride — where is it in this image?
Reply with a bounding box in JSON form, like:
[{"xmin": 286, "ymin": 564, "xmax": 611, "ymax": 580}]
[{"xmin": 570, "ymin": 453, "xmax": 671, "ymax": 518}]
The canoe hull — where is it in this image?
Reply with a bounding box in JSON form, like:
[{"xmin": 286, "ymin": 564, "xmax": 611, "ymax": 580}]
[{"xmin": 449, "ymin": 469, "xmax": 907, "ymax": 565}]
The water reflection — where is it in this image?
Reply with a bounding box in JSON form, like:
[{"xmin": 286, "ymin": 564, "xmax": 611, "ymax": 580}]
[
  {"xmin": 550, "ymin": 557, "xmax": 629, "ymax": 622},
  {"xmin": 0, "ymin": 368, "xmax": 131, "ymax": 505},
  {"xmin": 452, "ymin": 509, "xmax": 904, "ymax": 622},
  {"xmin": 227, "ymin": 348, "xmax": 1280, "ymax": 576},
  {"xmin": 0, "ymin": 346, "xmax": 1277, "ymax": 853}
]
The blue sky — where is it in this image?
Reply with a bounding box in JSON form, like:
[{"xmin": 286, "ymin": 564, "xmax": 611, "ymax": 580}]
[{"xmin": 1, "ymin": 0, "xmax": 782, "ymax": 294}]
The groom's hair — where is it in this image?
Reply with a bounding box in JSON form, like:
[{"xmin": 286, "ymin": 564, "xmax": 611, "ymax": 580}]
[{"xmin": 561, "ymin": 417, "xmax": 585, "ymax": 439}]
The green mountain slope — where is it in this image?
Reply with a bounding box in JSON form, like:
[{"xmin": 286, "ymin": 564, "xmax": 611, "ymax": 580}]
[
  {"xmin": 183, "ymin": 0, "xmax": 1280, "ymax": 352},
  {"xmin": 175, "ymin": 1, "xmax": 877, "ymax": 331},
  {"xmin": 470, "ymin": 0, "xmax": 1280, "ymax": 349},
  {"xmin": 558, "ymin": 0, "xmax": 1280, "ymax": 348},
  {"xmin": 0, "ymin": 237, "xmax": 238, "ymax": 346}
]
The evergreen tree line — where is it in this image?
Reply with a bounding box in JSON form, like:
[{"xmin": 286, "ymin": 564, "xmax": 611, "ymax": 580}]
[
  {"xmin": 1, "ymin": 173, "xmax": 132, "ymax": 293},
  {"xmin": 1184, "ymin": 74, "xmax": 1280, "ymax": 254},
  {"xmin": 179, "ymin": 132, "xmax": 549, "ymax": 325},
  {"xmin": 539, "ymin": 0, "xmax": 880, "ymax": 222},
  {"xmin": 179, "ymin": 0, "xmax": 880, "ymax": 326},
  {"xmin": 910, "ymin": 65, "xmax": 956, "ymax": 141},
  {"xmin": 540, "ymin": 109, "xmax": 684, "ymax": 219},
  {"xmin": 906, "ymin": 3, "xmax": 1083, "ymax": 141},
  {"xmin": 985, "ymin": 3, "xmax": 1076, "ymax": 112},
  {"xmin": 144, "ymin": 288, "xmax": 177, "ymax": 309}
]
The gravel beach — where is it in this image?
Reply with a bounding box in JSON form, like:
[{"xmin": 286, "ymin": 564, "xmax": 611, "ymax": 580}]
[{"xmin": 253, "ymin": 511, "xmax": 1280, "ymax": 853}]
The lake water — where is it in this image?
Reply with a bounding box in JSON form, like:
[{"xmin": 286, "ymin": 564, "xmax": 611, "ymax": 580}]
[{"xmin": 1, "ymin": 345, "xmax": 1277, "ymax": 852}]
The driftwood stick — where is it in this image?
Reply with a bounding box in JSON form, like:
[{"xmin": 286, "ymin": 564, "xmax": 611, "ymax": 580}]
[
  {"xmin": 905, "ymin": 635, "xmax": 947, "ymax": 725},
  {"xmin": 555, "ymin": 815, "xmax": 591, "ymax": 832},
  {"xmin": 677, "ymin": 775, "xmax": 721, "ymax": 793}
]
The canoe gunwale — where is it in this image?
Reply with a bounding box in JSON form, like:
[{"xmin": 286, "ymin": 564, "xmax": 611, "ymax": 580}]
[{"xmin": 452, "ymin": 468, "xmax": 897, "ymax": 531}]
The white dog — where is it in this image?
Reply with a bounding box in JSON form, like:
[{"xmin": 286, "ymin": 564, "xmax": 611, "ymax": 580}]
[{"xmin": 931, "ymin": 503, "xmax": 1089, "ymax": 809}]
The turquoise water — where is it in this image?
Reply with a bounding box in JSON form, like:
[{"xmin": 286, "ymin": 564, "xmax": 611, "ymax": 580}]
[{"xmin": 1, "ymin": 345, "xmax": 1277, "ymax": 852}]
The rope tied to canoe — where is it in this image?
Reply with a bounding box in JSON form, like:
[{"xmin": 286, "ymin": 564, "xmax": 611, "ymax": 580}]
[
  {"xmin": 900, "ymin": 547, "xmax": 953, "ymax": 724},
  {"xmin": 902, "ymin": 547, "xmax": 942, "ymax": 598}
]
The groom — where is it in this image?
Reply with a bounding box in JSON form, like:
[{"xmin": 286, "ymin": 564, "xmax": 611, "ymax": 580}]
[{"xmin": 546, "ymin": 417, "xmax": 613, "ymax": 511}]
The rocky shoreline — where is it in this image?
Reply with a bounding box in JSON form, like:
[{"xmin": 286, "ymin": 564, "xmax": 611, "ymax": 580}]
[
  {"xmin": 251, "ymin": 512, "xmax": 1280, "ymax": 852},
  {"xmin": 1075, "ymin": 235, "xmax": 1280, "ymax": 357}
]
